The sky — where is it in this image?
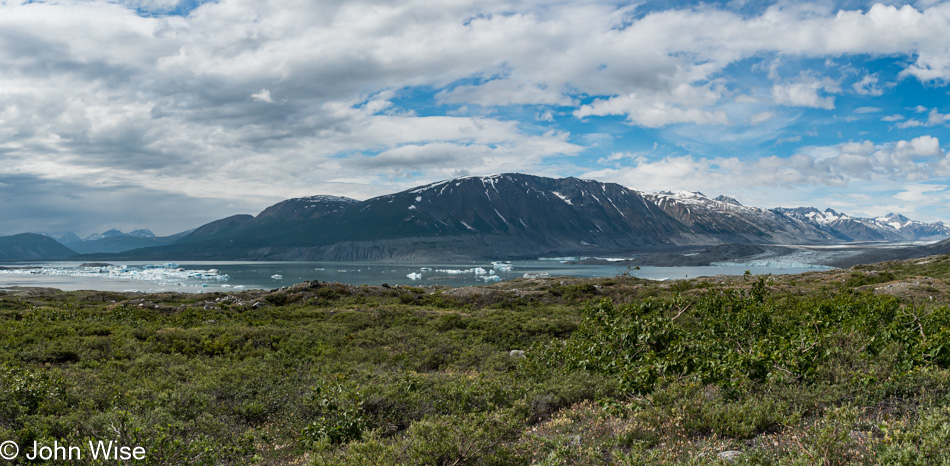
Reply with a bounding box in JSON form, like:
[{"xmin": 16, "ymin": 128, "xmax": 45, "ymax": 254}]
[{"xmin": 1, "ymin": 0, "xmax": 949, "ymax": 237}]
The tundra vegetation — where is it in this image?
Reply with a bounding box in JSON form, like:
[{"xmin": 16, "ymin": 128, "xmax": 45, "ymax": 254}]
[{"xmin": 3, "ymin": 256, "xmax": 950, "ymax": 464}]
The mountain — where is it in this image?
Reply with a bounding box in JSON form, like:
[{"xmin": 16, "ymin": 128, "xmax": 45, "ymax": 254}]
[
  {"xmin": 47, "ymin": 231, "xmax": 83, "ymax": 246},
  {"xmin": 80, "ymin": 173, "xmax": 950, "ymax": 262},
  {"xmin": 176, "ymin": 214, "xmax": 255, "ymax": 244},
  {"xmin": 0, "ymin": 233, "xmax": 77, "ymax": 261},
  {"xmin": 120, "ymin": 175, "xmax": 689, "ymax": 261},
  {"xmin": 50, "ymin": 228, "xmax": 194, "ymax": 254},
  {"xmin": 772, "ymin": 208, "xmax": 950, "ymax": 242},
  {"xmin": 644, "ymin": 191, "xmax": 841, "ymax": 244},
  {"xmin": 83, "ymin": 228, "xmax": 131, "ymax": 242}
]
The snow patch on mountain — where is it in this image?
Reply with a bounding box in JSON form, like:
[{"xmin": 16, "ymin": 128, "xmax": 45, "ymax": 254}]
[
  {"xmin": 297, "ymin": 195, "xmax": 359, "ymax": 204},
  {"xmin": 551, "ymin": 191, "xmax": 573, "ymax": 205}
]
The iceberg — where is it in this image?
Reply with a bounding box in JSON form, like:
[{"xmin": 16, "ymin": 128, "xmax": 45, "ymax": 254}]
[
  {"xmin": 0, "ymin": 263, "xmax": 231, "ymax": 288},
  {"xmin": 492, "ymin": 262, "xmax": 514, "ymax": 272},
  {"xmin": 407, "ymin": 272, "xmax": 422, "ymax": 280},
  {"xmin": 479, "ymin": 275, "xmax": 501, "ymax": 283}
]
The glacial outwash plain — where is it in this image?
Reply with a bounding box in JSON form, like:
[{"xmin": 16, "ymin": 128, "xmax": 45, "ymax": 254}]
[{"xmin": 4, "ymin": 252, "xmax": 950, "ymax": 463}]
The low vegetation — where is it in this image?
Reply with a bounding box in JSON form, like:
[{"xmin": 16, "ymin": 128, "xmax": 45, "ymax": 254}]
[{"xmin": 2, "ymin": 255, "xmax": 950, "ymax": 464}]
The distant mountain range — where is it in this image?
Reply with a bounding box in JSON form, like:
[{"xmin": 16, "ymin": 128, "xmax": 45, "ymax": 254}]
[
  {"xmin": 2, "ymin": 173, "xmax": 949, "ymax": 262},
  {"xmin": 44, "ymin": 228, "xmax": 194, "ymax": 254}
]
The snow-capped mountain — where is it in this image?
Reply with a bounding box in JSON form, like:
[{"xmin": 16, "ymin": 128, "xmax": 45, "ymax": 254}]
[
  {"xmin": 79, "ymin": 173, "xmax": 950, "ymax": 261},
  {"xmin": 46, "ymin": 228, "xmax": 190, "ymax": 254},
  {"xmin": 643, "ymin": 191, "xmax": 841, "ymax": 244},
  {"xmin": 170, "ymin": 173, "xmax": 691, "ymax": 260},
  {"xmin": 772, "ymin": 208, "xmax": 950, "ymax": 242},
  {"xmin": 643, "ymin": 192, "xmax": 950, "ymax": 244}
]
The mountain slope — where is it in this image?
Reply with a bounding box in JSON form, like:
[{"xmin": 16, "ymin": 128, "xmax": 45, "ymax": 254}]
[
  {"xmin": 0, "ymin": 233, "xmax": 77, "ymax": 261},
  {"xmin": 644, "ymin": 191, "xmax": 840, "ymax": 244},
  {"xmin": 773, "ymin": 208, "xmax": 950, "ymax": 242},
  {"xmin": 62, "ymin": 228, "xmax": 194, "ymax": 254},
  {"xmin": 92, "ymin": 173, "xmax": 950, "ymax": 262},
  {"xmin": 107, "ymin": 174, "xmax": 695, "ymax": 260}
]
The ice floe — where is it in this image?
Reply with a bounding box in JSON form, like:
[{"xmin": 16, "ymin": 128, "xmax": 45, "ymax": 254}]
[
  {"xmin": 492, "ymin": 262, "xmax": 514, "ymax": 271},
  {"xmin": 0, "ymin": 263, "xmax": 230, "ymax": 288}
]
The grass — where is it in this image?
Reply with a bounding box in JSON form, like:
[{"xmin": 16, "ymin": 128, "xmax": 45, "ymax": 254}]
[{"xmin": 2, "ymin": 255, "xmax": 950, "ymax": 463}]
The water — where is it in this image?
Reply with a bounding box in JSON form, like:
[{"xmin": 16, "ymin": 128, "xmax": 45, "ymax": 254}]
[{"xmin": 0, "ymin": 259, "xmax": 832, "ymax": 293}]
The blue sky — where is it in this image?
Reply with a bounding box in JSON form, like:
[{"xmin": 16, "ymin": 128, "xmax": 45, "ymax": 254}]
[{"xmin": 0, "ymin": 0, "xmax": 948, "ymax": 236}]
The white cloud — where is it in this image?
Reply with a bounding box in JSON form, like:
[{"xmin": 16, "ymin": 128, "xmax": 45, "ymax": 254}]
[
  {"xmin": 894, "ymin": 183, "xmax": 949, "ymax": 203},
  {"xmin": 250, "ymin": 89, "xmax": 274, "ymax": 103},
  {"xmin": 927, "ymin": 108, "xmax": 950, "ymax": 125},
  {"xmin": 895, "ymin": 107, "xmax": 950, "ymax": 128},
  {"xmin": 2, "ymin": 0, "xmax": 950, "ymax": 231},
  {"xmin": 749, "ymin": 111, "xmax": 775, "ymax": 125},
  {"xmin": 852, "ymin": 74, "xmax": 884, "ymax": 96},
  {"xmin": 574, "ymin": 83, "xmax": 730, "ymax": 127},
  {"xmin": 582, "ymin": 136, "xmax": 949, "ymax": 195},
  {"xmin": 771, "ymin": 73, "xmax": 839, "ymax": 109}
]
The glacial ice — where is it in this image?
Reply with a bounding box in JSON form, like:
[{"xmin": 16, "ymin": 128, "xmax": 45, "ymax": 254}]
[
  {"xmin": 407, "ymin": 272, "xmax": 422, "ymax": 280},
  {"xmin": 433, "ymin": 267, "xmax": 500, "ymax": 276},
  {"xmin": 492, "ymin": 262, "xmax": 514, "ymax": 271},
  {"xmin": 0, "ymin": 263, "xmax": 230, "ymax": 288}
]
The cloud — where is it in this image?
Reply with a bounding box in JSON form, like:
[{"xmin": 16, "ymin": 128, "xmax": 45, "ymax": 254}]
[
  {"xmin": 894, "ymin": 183, "xmax": 949, "ymax": 203},
  {"xmin": 2, "ymin": 0, "xmax": 950, "ymax": 233},
  {"xmin": 749, "ymin": 111, "xmax": 775, "ymax": 125},
  {"xmin": 574, "ymin": 83, "xmax": 730, "ymax": 127},
  {"xmin": 250, "ymin": 89, "xmax": 274, "ymax": 103},
  {"xmin": 0, "ymin": 174, "xmax": 239, "ymax": 237},
  {"xmin": 771, "ymin": 73, "xmax": 839, "ymax": 109},
  {"xmin": 582, "ymin": 135, "xmax": 949, "ymax": 195},
  {"xmin": 852, "ymin": 74, "xmax": 884, "ymax": 96},
  {"xmin": 895, "ymin": 107, "xmax": 950, "ymax": 128}
]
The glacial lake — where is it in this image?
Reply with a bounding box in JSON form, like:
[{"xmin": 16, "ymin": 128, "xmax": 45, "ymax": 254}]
[{"xmin": 0, "ymin": 259, "xmax": 833, "ymax": 293}]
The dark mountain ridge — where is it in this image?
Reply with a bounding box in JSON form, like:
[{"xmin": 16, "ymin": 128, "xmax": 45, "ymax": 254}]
[
  {"xmin": 0, "ymin": 233, "xmax": 77, "ymax": 261},
  {"xmin": 79, "ymin": 173, "xmax": 950, "ymax": 262}
]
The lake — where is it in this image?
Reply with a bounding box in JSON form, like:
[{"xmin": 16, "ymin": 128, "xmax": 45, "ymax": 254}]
[{"xmin": 0, "ymin": 259, "xmax": 832, "ymax": 293}]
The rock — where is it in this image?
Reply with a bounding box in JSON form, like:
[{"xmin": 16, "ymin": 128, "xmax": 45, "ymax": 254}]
[
  {"xmin": 718, "ymin": 450, "xmax": 742, "ymax": 462},
  {"xmin": 509, "ymin": 349, "xmax": 526, "ymax": 358}
]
